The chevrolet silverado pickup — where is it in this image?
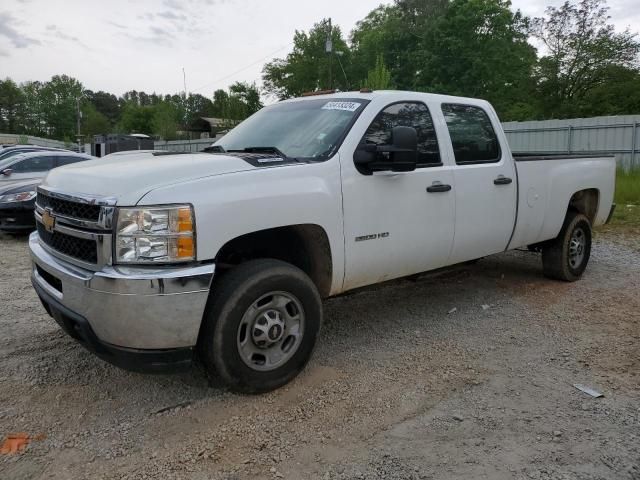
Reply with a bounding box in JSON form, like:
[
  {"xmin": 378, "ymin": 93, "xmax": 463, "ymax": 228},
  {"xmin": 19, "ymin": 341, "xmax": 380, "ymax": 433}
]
[{"xmin": 29, "ymin": 91, "xmax": 616, "ymax": 393}]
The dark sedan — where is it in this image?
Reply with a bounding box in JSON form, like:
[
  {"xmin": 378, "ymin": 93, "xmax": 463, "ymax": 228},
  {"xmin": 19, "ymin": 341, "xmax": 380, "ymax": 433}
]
[{"xmin": 0, "ymin": 179, "xmax": 40, "ymax": 233}]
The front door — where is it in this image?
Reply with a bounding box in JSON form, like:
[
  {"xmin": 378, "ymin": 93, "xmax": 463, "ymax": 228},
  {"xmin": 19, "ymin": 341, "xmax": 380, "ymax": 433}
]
[
  {"xmin": 440, "ymin": 103, "xmax": 517, "ymax": 264},
  {"xmin": 341, "ymin": 101, "xmax": 456, "ymax": 291}
]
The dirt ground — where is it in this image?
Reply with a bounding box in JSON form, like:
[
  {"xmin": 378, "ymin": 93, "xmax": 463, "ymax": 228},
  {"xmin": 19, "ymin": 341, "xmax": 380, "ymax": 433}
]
[{"xmin": 1, "ymin": 219, "xmax": 639, "ymax": 480}]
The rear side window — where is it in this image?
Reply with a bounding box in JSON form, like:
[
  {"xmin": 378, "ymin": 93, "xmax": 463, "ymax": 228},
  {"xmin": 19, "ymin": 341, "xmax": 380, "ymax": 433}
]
[
  {"xmin": 57, "ymin": 156, "xmax": 86, "ymax": 167},
  {"xmin": 442, "ymin": 104, "xmax": 500, "ymax": 164},
  {"xmin": 362, "ymin": 102, "xmax": 441, "ymax": 167},
  {"xmin": 11, "ymin": 156, "xmax": 54, "ymax": 173}
]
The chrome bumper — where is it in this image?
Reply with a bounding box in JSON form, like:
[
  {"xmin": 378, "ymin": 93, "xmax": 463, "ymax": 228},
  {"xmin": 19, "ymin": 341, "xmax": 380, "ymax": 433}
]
[{"xmin": 29, "ymin": 232, "xmax": 214, "ymax": 350}]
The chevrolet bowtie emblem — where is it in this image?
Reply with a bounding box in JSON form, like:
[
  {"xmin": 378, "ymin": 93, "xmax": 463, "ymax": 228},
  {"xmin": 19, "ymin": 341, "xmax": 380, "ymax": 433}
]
[{"xmin": 42, "ymin": 208, "xmax": 56, "ymax": 233}]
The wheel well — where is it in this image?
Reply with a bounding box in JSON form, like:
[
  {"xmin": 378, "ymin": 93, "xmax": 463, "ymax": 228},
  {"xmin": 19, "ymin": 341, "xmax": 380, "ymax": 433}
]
[
  {"xmin": 214, "ymin": 224, "xmax": 333, "ymax": 297},
  {"xmin": 568, "ymin": 189, "xmax": 599, "ymax": 223}
]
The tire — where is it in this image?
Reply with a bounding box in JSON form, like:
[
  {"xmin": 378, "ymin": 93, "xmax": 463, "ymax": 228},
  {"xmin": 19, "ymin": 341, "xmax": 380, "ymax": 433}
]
[
  {"xmin": 199, "ymin": 259, "xmax": 322, "ymax": 394},
  {"xmin": 542, "ymin": 211, "xmax": 592, "ymax": 282}
]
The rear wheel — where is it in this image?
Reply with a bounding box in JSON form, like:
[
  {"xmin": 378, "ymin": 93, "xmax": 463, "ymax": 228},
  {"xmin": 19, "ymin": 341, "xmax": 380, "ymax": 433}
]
[
  {"xmin": 542, "ymin": 211, "xmax": 592, "ymax": 282},
  {"xmin": 199, "ymin": 259, "xmax": 322, "ymax": 394}
]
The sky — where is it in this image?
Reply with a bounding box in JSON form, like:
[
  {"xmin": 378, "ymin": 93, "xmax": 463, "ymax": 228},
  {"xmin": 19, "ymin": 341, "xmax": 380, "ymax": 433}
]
[{"xmin": 1, "ymin": 0, "xmax": 639, "ymax": 97}]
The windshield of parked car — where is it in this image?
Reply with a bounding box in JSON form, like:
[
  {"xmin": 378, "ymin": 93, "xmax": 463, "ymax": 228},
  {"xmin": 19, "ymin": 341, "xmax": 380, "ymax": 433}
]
[
  {"xmin": 0, "ymin": 149, "xmax": 35, "ymax": 164},
  {"xmin": 0, "ymin": 153, "xmax": 27, "ymax": 170},
  {"xmin": 215, "ymin": 98, "xmax": 369, "ymax": 160}
]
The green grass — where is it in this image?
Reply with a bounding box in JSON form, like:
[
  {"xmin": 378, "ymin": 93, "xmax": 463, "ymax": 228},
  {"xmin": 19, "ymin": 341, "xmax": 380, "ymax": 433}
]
[{"xmin": 615, "ymin": 168, "xmax": 640, "ymax": 205}]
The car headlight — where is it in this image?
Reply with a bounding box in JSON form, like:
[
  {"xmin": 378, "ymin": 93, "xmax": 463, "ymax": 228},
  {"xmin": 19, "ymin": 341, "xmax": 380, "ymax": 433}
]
[
  {"xmin": 115, "ymin": 205, "xmax": 195, "ymax": 264},
  {"xmin": 0, "ymin": 190, "xmax": 36, "ymax": 203}
]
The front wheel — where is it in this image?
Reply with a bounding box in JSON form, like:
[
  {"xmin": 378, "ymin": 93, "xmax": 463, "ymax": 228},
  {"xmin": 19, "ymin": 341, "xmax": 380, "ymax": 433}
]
[
  {"xmin": 542, "ymin": 211, "xmax": 592, "ymax": 282},
  {"xmin": 199, "ymin": 259, "xmax": 322, "ymax": 394}
]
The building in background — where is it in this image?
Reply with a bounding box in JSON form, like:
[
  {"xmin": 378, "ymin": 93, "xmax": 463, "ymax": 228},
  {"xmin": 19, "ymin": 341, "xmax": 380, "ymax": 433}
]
[{"xmin": 91, "ymin": 134, "xmax": 154, "ymax": 157}]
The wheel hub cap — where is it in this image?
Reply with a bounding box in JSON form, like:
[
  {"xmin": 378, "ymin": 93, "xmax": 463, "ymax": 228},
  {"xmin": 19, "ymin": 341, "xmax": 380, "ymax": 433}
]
[
  {"xmin": 237, "ymin": 291, "xmax": 305, "ymax": 372},
  {"xmin": 569, "ymin": 227, "xmax": 586, "ymax": 268}
]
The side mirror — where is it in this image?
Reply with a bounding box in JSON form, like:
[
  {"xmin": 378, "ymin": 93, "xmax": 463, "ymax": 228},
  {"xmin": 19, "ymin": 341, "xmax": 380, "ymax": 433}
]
[
  {"xmin": 354, "ymin": 126, "xmax": 418, "ymax": 173},
  {"xmin": 1, "ymin": 168, "xmax": 12, "ymax": 176}
]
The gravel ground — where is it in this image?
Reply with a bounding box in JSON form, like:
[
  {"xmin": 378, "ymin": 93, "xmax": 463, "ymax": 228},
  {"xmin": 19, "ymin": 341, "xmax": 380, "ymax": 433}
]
[{"xmin": 0, "ymin": 227, "xmax": 638, "ymax": 480}]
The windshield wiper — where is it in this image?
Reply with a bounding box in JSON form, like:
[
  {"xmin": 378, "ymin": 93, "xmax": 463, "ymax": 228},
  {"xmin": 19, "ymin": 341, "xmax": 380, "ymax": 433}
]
[{"xmin": 227, "ymin": 146, "xmax": 300, "ymax": 161}]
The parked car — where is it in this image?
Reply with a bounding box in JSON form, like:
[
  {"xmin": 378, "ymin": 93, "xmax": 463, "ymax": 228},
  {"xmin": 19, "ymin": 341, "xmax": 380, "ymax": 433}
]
[
  {"xmin": 0, "ymin": 151, "xmax": 92, "ymax": 184},
  {"xmin": 29, "ymin": 91, "xmax": 616, "ymax": 393},
  {"xmin": 0, "ymin": 145, "xmax": 64, "ymax": 162},
  {"xmin": 0, "ymin": 151, "xmax": 93, "ymax": 231},
  {"xmin": 0, "ymin": 179, "xmax": 40, "ymax": 233}
]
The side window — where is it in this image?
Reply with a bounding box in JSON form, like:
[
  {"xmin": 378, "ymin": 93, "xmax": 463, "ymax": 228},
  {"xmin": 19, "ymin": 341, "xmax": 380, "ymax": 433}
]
[
  {"xmin": 11, "ymin": 156, "xmax": 54, "ymax": 173},
  {"xmin": 362, "ymin": 102, "xmax": 441, "ymax": 167},
  {"xmin": 57, "ymin": 156, "xmax": 85, "ymax": 167},
  {"xmin": 442, "ymin": 104, "xmax": 500, "ymax": 164}
]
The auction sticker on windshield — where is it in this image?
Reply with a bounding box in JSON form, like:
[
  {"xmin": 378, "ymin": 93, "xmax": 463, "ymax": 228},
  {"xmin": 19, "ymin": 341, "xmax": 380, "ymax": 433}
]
[{"xmin": 322, "ymin": 101, "xmax": 362, "ymax": 112}]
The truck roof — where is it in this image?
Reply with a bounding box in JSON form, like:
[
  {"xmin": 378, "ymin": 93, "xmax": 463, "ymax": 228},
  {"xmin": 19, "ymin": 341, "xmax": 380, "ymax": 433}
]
[{"xmin": 280, "ymin": 90, "xmax": 492, "ymax": 108}]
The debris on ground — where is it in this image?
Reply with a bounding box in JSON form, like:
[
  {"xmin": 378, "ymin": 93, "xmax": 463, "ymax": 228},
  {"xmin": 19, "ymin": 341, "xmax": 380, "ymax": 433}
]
[{"xmin": 573, "ymin": 384, "xmax": 604, "ymax": 398}]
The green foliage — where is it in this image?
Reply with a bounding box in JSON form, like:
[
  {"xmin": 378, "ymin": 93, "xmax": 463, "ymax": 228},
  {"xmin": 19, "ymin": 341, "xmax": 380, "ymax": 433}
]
[
  {"xmin": 263, "ymin": 19, "xmax": 352, "ymax": 98},
  {"xmin": 531, "ymin": 0, "xmax": 640, "ymax": 118},
  {"xmin": 615, "ymin": 168, "xmax": 640, "ymax": 205},
  {"xmin": 39, "ymin": 75, "xmax": 83, "ymax": 140},
  {"xmin": 212, "ymin": 82, "xmax": 263, "ymax": 128},
  {"xmin": 151, "ymin": 102, "xmax": 179, "ymax": 140},
  {"xmin": 81, "ymin": 102, "xmax": 110, "ymax": 140},
  {"xmin": 117, "ymin": 103, "xmax": 155, "ymax": 135},
  {"xmin": 422, "ymin": 0, "xmax": 537, "ymax": 117},
  {"xmin": 363, "ymin": 54, "xmax": 393, "ymax": 90}
]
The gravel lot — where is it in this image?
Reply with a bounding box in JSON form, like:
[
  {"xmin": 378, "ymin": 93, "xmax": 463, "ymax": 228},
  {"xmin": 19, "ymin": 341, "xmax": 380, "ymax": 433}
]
[{"xmin": 1, "ymin": 224, "xmax": 639, "ymax": 480}]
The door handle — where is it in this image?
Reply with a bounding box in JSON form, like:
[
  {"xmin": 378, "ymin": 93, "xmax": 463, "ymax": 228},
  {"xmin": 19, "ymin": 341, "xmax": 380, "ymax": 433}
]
[
  {"xmin": 494, "ymin": 176, "xmax": 513, "ymax": 185},
  {"xmin": 426, "ymin": 183, "xmax": 452, "ymax": 193}
]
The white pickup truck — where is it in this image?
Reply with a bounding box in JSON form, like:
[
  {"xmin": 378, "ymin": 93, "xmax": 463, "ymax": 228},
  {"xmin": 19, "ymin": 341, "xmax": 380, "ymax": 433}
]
[{"xmin": 29, "ymin": 91, "xmax": 616, "ymax": 393}]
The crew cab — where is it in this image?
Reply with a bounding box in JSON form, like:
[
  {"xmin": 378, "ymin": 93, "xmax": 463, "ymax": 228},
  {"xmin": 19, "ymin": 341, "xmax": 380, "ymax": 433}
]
[{"xmin": 29, "ymin": 91, "xmax": 616, "ymax": 393}]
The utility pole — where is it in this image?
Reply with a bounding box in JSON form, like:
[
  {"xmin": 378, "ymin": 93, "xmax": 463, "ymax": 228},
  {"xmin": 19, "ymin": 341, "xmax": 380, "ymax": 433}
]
[
  {"xmin": 76, "ymin": 97, "xmax": 82, "ymax": 153},
  {"xmin": 325, "ymin": 18, "xmax": 333, "ymax": 90},
  {"xmin": 182, "ymin": 67, "xmax": 189, "ymax": 140}
]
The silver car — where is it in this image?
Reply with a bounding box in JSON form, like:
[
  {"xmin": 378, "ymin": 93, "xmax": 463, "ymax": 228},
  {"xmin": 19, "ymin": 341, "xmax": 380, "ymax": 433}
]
[{"xmin": 0, "ymin": 151, "xmax": 93, "ymax": 184}]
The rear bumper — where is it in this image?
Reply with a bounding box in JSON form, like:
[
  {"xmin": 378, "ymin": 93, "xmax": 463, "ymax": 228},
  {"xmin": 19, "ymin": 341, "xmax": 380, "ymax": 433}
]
[{"xmin": 29, "ymin": 232, "xmax": 215, "ymax": 371}]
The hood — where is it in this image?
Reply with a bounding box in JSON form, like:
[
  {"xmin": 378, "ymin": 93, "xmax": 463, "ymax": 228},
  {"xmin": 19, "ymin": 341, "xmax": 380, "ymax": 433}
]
[
  {"xmin": 0, "ymin": 179, "xmax": 41, "ymax": 194},
  {"xmin": 40, "ymin": 152, "xmax": 256, "ymax": 205}
]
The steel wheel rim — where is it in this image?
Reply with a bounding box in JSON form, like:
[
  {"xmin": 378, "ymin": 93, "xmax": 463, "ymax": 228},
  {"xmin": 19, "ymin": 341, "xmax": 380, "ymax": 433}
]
[
  {"xmin": 568, "ymin": 226, "xmax": 586, "ymax": 269},
  {"xmin": 237, "ymin": 291, "xmax": 305, "ymax": 372}
]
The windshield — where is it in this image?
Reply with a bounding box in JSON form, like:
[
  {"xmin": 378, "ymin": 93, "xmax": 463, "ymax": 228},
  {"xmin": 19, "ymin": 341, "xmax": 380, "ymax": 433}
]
[
  {"xmin": 0, "ymin": 153, "xmax": 26, "ymax": 170},
  {"xmin": 215, "ymin": 98, "xmax": 368, "ymax": 160}
]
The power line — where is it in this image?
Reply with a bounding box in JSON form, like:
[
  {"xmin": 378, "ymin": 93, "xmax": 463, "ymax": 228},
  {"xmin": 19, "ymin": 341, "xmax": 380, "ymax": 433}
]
[{"xmin": 190, "ymin": 43, "xmax": 294, "ymax": 94}]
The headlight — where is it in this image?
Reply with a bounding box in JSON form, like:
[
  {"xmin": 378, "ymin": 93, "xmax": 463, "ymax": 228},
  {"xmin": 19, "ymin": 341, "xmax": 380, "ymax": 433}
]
[
  {"xmin": 0, "ymin": 190, "xmax": 36, "ymax": 203},
  {"xmin": 115, "ymin": 205, "xmax": 195, "ymax": 264}
]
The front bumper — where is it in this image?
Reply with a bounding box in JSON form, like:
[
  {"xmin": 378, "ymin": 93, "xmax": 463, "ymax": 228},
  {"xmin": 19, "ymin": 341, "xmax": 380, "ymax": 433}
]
[
  {"xmin": 0, "ymin": 201, "xmax": 35, "ymax": 232},
  {"xmin": 29, "ymin": 232, "xmax": 215, "ymax": 372}
]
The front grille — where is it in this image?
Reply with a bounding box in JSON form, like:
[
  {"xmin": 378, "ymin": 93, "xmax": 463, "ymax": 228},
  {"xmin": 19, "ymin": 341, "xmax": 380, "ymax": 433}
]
[
  {"xmin": 37, "ymin": 192, "xmax": 101, "ymax": 222},
  {"xmin": 37, "ymin": 222, "xmax": 98, "ymax": 264}
]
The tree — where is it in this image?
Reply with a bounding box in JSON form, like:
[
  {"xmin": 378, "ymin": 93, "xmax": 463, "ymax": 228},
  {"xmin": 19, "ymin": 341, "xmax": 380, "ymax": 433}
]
[
  {"xmin": 117, "ymin": 102, "xmax": 155, "ymax": 135},
  {"xmin": 151, "ymin": 102, "xmax": 179, "ymax": 140},
  {"xmin": 228, "ymin": 82, "xmax": 263, "ymax": 116},
  {"xmin": 363, "ymin": 54, "xmax": 394, "ymax": 89},
  {"xmin": 81, "ymin": 102, "xmax": 111, "ymax": 139},
  {"xmin": 86, "ymin": 90, "xmax": 121, "ymax": 125},
  {"xmin": 421, "ymin": 0, "xmax": 538, "ymax": 118},
  {"xmin": 39, "ymin": 75, "xmax": 84, "ymax": 140},
  {"xmin": 532, "ymin": 0, "xmax": 640, "ymax": 117},
  {"xmin": 263, "ymin": 19, "xmax": 352, "ymax": 99},
  {"xmin": 0, "ymin": 78, "xmax": 25, "ymax": 133}
]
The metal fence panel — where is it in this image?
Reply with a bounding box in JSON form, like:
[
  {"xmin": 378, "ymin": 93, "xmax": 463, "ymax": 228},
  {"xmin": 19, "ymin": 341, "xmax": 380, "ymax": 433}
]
[{"xmin": 503, "ymin": 115, "xmax": 640, "ymax": 170}]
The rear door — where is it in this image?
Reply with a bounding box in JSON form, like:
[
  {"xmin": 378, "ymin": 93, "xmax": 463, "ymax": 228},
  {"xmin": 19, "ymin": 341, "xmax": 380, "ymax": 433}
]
[{"xmin": 441, "ymin": 103, "xmax": 517, "ymax": 264}]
